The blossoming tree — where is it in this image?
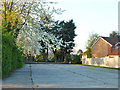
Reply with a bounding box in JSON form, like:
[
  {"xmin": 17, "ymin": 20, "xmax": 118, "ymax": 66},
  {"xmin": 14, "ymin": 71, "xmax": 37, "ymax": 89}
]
[{"xmin": 2, "ymin": 1, "xmax": 71, "ymax": 62}]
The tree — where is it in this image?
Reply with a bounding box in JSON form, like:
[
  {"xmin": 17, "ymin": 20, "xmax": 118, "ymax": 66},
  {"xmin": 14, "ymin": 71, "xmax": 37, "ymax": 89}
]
[
  {"xmin": 2, "ymin": 2, "xmax": 22, "ymax": 37},
  {"xmin": 109, "ymin": 31, "xmax": 120, "ymax": 38},
  {"xmin": 76, "ymin": 49, "xmax": 83, "ymax": 63},
  {"xmin": 86, "ymin": 33, "xmax": 99, "ymax": 58},
  {"xmin": 1, "ymin": 1, "xmax": 65, "ymax": 57},
  {"xmin": 49, "ymin": 20, "xmax": 76, "ymax": 62},
  {"xmin": 77, "ymin": 49, "xmax": 83, "ymax": 55},
  {"xmin": 59, "ymin": 20, "xmax": 76, "ymax": 60}
]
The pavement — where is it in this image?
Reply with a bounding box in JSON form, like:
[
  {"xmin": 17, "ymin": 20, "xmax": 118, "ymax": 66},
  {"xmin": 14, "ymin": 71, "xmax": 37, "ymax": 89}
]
[{"xmin": 2, "ymin": 64, "xmax": 119, "ymax": 88}]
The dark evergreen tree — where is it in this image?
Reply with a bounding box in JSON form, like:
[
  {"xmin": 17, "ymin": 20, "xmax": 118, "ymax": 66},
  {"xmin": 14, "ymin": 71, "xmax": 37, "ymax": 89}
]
[
  {"xmin": 59, "ymin": 20, "xmax": 76, "ymax": 58},
  {"xmin": 41, "ymin": 19, "xmax": 76, "ymax": 62},
  {"xmin": 50, "ymin": 20, "xmax": 76, "ymax": 61},
  {"xmin": 109, "ymin": 31, "xmax": 120, "ymax": 38}
]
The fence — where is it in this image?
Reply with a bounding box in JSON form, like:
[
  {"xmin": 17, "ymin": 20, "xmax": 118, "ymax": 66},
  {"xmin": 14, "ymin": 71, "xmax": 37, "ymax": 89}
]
[{"xmin": 82, "ymin": 56, "xmax": 120, "ymax": 68}]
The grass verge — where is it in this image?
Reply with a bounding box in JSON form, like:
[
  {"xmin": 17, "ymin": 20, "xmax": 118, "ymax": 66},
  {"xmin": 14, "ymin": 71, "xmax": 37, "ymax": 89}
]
[{"xmin": 75, "ymin": 64, "xmax": 120, "ymax": 70}]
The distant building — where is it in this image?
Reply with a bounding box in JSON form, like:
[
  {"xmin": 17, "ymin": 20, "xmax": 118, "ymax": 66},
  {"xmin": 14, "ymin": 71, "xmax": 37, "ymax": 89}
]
[{"xmin": 91, "ymin": 36, "xmax": 120, "ymax": 58}]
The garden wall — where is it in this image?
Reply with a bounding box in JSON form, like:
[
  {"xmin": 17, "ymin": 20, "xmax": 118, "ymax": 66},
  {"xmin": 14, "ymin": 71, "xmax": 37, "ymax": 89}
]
[{"xmin": 82, "ymin": 56, "xmax": 120, "ymax": 68}]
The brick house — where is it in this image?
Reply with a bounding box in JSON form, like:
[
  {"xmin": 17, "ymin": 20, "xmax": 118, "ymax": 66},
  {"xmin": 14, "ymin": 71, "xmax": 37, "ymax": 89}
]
[{"xmin": 91, "ymin": 36, "xmax": 120, "ymax": 58}]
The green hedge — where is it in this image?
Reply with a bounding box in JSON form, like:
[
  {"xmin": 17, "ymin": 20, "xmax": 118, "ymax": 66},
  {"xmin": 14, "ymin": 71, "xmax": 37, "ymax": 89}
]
[
  {"xmin": 72, "ymin": 55, "xmax": 81, "ymax": 64},
  {"xmin": 2, "ymin": 33, "xmax": 23, "ymax": 77},
  {"xmin": 66, "ymin": 55, "xmax": 81, "ymax": 64}
]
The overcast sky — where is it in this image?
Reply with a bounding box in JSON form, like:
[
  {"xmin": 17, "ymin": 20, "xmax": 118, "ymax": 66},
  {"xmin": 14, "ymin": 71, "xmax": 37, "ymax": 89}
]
[{"xmin": 51, "ymin": 0, "xmax": 119, "ymax": 53}]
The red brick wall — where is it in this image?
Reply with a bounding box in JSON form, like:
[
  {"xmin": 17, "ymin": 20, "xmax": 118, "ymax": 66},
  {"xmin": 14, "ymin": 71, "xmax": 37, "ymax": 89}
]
[
  {"xmin": 109, "ymin": 47, "xmax": 120, "ymax": 55},
  {"xmin": 108, "ymin": 44, "xmax": 112, "ymax": 55},
  {"xmin": 91, "ymin": 38, "xmax": 110, "ymax": 58},
  {"xmin": 92, "ymin": 38, "xmax": 120, "ymax": 57}
]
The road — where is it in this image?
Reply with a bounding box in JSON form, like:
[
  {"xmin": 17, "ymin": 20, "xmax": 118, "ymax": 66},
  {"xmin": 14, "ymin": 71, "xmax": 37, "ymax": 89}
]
[{"xmin": 2, "ymin": 64, "xmax": 119, "ymax": 88}]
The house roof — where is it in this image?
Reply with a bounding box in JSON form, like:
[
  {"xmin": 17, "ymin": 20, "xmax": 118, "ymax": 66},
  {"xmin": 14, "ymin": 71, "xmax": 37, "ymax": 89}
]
[
  {"xmin": 115, "ymin": 42, "xmax": 120, "ymax": 46},
  {"xmin": 82, "ymin": 50, "xmax": 87, "ymax": 56},
  {"xmin": 91, "ymin": 36, "xmax": 120, "ymax": 48},
  {"xmin": 102, "ymin": 37, "xmax": 119, "ymax": 46}
]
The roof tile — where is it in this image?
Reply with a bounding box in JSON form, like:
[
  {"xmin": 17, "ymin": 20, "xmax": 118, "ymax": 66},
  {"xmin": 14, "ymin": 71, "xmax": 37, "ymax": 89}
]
[{"xmin": 101, "ymin": 37, "xmax": 120, "ymax": 45}]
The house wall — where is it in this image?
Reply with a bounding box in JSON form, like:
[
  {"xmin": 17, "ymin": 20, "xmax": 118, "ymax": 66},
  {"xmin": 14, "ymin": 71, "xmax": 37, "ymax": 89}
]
[
  {"xmin": 91, "ymin": 38, "xmax": 111, "ymax": 58},
  {"xmin": 108, "ymin": 44, "xmax": 112, "ymax": 55},
  {"xmin": 82, "ymin": 56, "xmax": 120, "ymax": 68},
  {"xmin": 110, "ymin": 47, "xmax": 120, "ymax": 55}
]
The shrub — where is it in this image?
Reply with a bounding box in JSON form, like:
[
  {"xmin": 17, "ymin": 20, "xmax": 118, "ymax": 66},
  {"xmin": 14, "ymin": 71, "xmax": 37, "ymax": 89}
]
[
  {"xmin": 35, "ymin": 55, "xmax": 45, "ymax": 62},
  {"xmin": 66, "ymin": 54, "xmax": 72, "ymax": 62},
  {"xmin": 72, "ymin": 55, "xmax": 81, "ymax": 64},
  {"xmin": 2, "ymin": 33, "xmax": 23, "ymax": 77}
]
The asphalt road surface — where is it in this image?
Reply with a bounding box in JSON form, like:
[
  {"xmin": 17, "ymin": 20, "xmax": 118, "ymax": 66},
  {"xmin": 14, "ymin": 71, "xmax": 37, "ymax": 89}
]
[{"xmin": 2, "ymin": 64, "xmax": 119, "ymax": 88}]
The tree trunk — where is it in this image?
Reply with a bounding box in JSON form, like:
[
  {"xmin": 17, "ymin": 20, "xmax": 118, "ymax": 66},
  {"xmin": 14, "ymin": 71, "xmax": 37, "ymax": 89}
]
[{"xmin": 53, "ymin": 49, "xmax": 57, "ymax": 63}]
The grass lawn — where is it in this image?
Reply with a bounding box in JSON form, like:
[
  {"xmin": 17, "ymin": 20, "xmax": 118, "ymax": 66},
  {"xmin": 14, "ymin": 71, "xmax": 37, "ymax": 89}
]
[{"xmin": 75, "ymin": 64, "xmax": 120, "ymax": 70}]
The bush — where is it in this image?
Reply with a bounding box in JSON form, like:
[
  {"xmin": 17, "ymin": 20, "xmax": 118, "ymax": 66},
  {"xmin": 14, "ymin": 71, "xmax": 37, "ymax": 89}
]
[
  {"xmin": 2, "ymin": 33, "xmax": 23, "ymax": 77},
  {"xmin": 35, "ymin": 55, "xmax": 45, "ymax": 62},
  {"xmin": 51, "ymin": 57, "xmax": 55, "ymax": 62},
  {"xmin": 66, "ymin": 54, "xmax": 72, "ymax": 62},
  {"xmin": 65, "ymin": 54, "xmax": 81, "ymax": 64},
  {"xmin": 72, "ymin": 55, "xmax": 81, "ymax": 64}
]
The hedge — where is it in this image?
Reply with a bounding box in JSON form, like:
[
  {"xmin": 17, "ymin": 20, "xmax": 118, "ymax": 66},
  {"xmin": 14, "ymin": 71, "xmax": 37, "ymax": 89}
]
[
  {"xmin": 2, "ymin": 33, "xmax": 23, "ymax": 77},
  {"xmin": 66, "ymin": 55, "xmax": 81, "ymax": 64}
]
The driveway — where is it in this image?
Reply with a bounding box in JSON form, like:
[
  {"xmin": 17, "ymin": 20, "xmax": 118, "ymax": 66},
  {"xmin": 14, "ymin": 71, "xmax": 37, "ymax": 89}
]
[{"xmin": 2, "ymin": 64, "xmax": 119, "ymax": 88}]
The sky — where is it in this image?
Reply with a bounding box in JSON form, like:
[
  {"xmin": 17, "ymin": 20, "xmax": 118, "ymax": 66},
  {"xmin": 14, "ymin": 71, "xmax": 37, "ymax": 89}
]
[{"xmin": 50, "ymin": 0, "xmax": 119, "ymax": 53}]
